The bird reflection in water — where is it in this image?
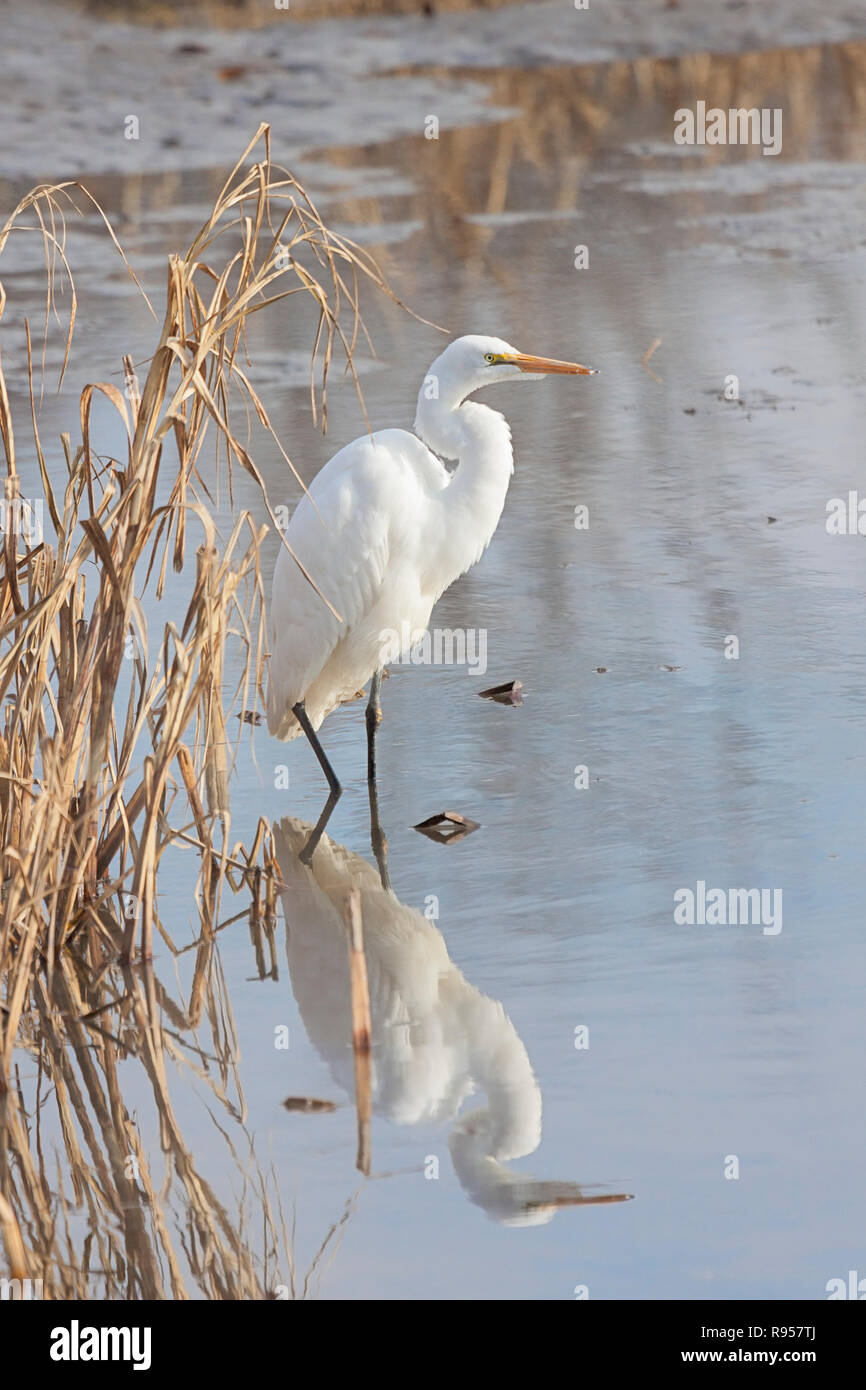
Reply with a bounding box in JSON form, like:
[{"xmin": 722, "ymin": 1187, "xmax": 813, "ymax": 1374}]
[{"xmin": 274, "ymin": 813, "xmax": 632, "ymax": 1226}]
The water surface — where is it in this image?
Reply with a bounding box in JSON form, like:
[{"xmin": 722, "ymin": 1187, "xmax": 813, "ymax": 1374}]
[{"xmin": 4, "ymin": 38, "xmax": 866, "ymax": 1300}]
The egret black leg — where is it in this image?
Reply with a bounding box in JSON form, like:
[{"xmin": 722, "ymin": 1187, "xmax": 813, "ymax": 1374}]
[
  {"xmin": 368, "ymin": 771, "xmax": 391, "ymax": 892},
  {"xmin": 364, "ymin": 669, "xmax": 390, "ymax": 887},
  {"xmin": 299, "ymin": 788, "xmax": 341, "ymax": 866},
  {"xmin": 292, "ymin": 699, "xmax": 342, "ymax": 796},
  {"xmin": 365, "ymin": 668, "xmax": 384, "ymax": 784}
]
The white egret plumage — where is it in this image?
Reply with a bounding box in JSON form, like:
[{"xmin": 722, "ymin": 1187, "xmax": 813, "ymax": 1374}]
[{"xmin": 266, "ymin": 334, "xmax": 598, "ymax": 791}]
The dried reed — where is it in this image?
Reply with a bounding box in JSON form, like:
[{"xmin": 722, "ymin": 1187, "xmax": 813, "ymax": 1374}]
[{"xmin": 0, "ymin": 123, "xmax": 397, "ymax": 1295}]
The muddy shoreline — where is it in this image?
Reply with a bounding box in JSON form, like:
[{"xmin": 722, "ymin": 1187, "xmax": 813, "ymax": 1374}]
[{"xmin": 3, "ymin": 0, "xmax": 866, "ymax": 181}]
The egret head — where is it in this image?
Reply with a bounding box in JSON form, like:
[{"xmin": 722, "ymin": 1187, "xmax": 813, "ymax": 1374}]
[{"xmin": 430, "ymin": 333, "xmax": 599, "ymax": 401}]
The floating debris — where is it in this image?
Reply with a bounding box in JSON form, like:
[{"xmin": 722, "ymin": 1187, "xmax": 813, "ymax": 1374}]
[
  {"xmin": 595, "ymin": 667, "xmax": 608, "ymax": 674},
  {"xmin": 683, "ymin": 407, "xmax": 696, "ymax": 415},
  {"xmin": 282, "ymin": 1097, "xmax": 337, "ymax": 1114},
  {"xmin": 767, "ymin": 516, "xmax": 777, "ymax": 524},
  {"xmin": 658, "ymin": 664, "xmax": 683, "ymax": 672},
  {"xmin": 413, "ymin": 811, "xmax": 480, "ymax": 844},
  {"xmin": 238, "ymin": 710, "xmax": 262, "ymax": 725},
  {"xmin": 478, "ymin": 679, "xmax": 523, "ymax": 705}
]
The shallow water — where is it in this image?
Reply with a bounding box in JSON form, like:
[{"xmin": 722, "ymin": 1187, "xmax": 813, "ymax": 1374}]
[{"xmin": 4, "ymin": 36, "xmax": 866, "ymax": 1299}]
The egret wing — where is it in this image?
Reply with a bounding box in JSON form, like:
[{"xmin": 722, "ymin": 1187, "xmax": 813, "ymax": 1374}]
[{"xmin": 266, "ymin": 429, "xmax": 442, "ymax": 735}]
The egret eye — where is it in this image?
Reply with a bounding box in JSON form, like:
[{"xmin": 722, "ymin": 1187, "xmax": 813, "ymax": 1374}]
[{"xmin": 484, "ymin": 353, "xmax": 496, "ymax": 364}]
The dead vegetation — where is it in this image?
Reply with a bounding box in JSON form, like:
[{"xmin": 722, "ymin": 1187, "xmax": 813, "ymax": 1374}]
[{"xmin": 0, "ymin": 123, "xmax": 391, "ymax": 1294}]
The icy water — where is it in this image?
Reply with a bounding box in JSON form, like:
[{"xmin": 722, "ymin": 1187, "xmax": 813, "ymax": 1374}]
[{"xmin": 4, "ymin": 38, "xmax": 866, "ymax": 1299}]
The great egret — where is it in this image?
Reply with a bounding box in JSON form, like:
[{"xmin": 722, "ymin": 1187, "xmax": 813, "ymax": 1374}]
[{"xmin": 267, "ymin": 334, "xmax": 598, "ymax": 792}]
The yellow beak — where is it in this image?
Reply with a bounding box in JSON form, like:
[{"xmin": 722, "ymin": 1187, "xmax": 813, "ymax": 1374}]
[{"xmin": 509, "ymin": 352, "xmax": 599, "ymax": 376}]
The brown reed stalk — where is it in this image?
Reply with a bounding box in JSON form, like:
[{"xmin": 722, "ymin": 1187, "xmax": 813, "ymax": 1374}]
[
  {"xmin": 344, "ymin": 888, "xmax": 372, "ymax": 1176},
  {"xmin": 0, "ymin": 122, "xmax": 403, "ymax": 1028},
  {"xmin": 0, "ymin": 124, "xmax": 398, "ymax": 1296}
]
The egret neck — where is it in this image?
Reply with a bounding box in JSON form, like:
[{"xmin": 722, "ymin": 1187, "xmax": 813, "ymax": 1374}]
[{"xmin": 414, "ymin": 383, "xmax": 514, "ymax": 587}]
